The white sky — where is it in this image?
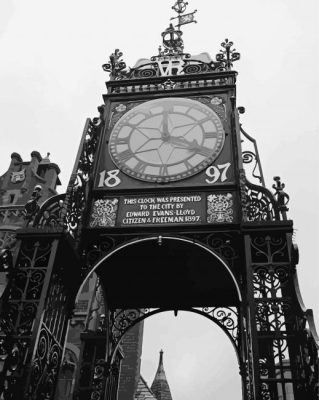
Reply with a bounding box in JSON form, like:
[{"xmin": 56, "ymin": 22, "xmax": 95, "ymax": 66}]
[{"xmin": 0, "ymin": 1, "xmax": 318, "ymax": 399}]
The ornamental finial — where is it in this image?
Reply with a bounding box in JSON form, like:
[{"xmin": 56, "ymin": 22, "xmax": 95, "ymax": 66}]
[
  {"xmin": 216, "ymin": 39, "xmax": 240, "ymax": 70},
  {"xmin": 171, "ymin": 0, "xmax": 197, "ymax": 30},
  {"xmin": 157, "ymin": 1, "xmax": 197, "ymax": 57}
]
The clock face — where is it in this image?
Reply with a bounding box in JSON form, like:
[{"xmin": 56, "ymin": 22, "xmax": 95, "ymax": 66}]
[{"xmin": 109, "ymin": 97, "xmax": 225, "ymax": 182}]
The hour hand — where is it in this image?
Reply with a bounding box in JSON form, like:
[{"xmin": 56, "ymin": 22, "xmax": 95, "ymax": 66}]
[{"xmin": 160, "ymin": 111, "xmax": 170, "ymax": 140}]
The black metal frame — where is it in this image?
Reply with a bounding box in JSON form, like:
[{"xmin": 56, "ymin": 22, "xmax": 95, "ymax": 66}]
[{"xmin": 0, "ymin": 53, "xmax": 317, "ymax": 400}]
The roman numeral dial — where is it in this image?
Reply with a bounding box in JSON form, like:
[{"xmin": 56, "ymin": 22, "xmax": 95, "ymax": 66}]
[{"xmin": 109, "ymin": 97, "xmax": 225, "ymax": 182}]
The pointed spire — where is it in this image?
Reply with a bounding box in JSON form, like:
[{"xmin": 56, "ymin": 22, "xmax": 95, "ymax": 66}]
[{"xmin": 151, "ymin": 350, "xmax": 173, "ymax": 400}]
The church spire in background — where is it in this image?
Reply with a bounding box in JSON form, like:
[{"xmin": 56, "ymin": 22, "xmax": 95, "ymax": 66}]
[{"xmin": 151, "ymin": 350, "xmax": 173, "ymax": 400}]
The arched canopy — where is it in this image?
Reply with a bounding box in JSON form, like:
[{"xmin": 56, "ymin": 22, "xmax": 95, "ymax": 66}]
[{"xmin": 92, "ymin": 236, "xmax": 241, "ymax": 309}]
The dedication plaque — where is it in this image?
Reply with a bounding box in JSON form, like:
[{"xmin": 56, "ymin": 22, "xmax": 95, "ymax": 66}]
[{"xmin": 89, "ymin": 192, "xmax": 236, "ymax": 228}]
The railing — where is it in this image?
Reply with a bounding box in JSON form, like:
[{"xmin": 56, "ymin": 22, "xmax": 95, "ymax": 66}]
[{"xmin": 244, "ymin": 178, "xmax": 289, "ymax": 222}]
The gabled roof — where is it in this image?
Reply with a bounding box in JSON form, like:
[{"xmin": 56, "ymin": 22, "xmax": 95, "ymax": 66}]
[{"xmin": 135, "ymin": 376, "xmax": 157, "ymax": 400}]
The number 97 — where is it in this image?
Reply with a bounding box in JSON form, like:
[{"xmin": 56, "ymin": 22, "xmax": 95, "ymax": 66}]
[{"xmin": 205, "ymin": 162, "xmax": 231, "ymax": 184}]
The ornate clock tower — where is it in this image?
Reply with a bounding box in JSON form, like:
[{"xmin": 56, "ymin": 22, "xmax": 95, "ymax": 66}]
[{"xmin": 0, "ymin": 1, "xmax": 317, "ymax": 400}]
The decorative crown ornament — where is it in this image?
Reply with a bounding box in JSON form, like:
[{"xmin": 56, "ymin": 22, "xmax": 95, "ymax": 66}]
[{"xmin": 102, "ymin": 1, "xmax": 240, "ymax": 80}]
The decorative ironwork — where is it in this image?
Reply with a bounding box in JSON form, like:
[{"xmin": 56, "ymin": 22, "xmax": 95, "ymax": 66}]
[
  {"xmin": 272, "ymin": 176, "xmax": 290, "ymax": 220},
  {"xmin": 34, "ymin": 117, "xmax": 102, "ymax": 242},
  {"xmin": 76, "ymin": 332, "xmax": 108, "ymax": 399},
  {"xmin": 201, "ymin": 307, "xmax": 239, "ymax": 345},
  {"xmin": 102, "ymin": 49, "xmax": 128, "ymax": 80},
  {"xmin": 0, "ymin": 240, "xmax": 54, "ymax": 397},
  {"xmin": 111, "ymin": 308, "xmax": 153, "ymax": 344},
  {"xmin": 161, "ymin": 24, "xmax": 185, "ymax": 56},
  {"xmin": 250, "ymin": 235, "xmax": 288, "ymax": 264},
  {"xmin": 107, "ymin": 73, "xmax": 234, "ymax": 93},
  {"xmin": 101, "ymin": 3, "xmax": 240, "ymax": 81},
  {"xmin": 110, "ymin": 306, "xmax": 239, "ymax": 348},
  {"xmin": 90, "ymin": 198, "xmax": 119, "ymax": 228},
  {"xmin": 206, "ymin": 232, "xmax": 239, "ymax": 270},
  {"xmin": 216, "ymin": 38, "xmax": 240, "ymax": 71},
  {"xmin": 24, "ymin": 185, "xmax": 42, "ymax": 226},
  {"xmin": 84, "ymin": 236, "xmax": 116, "ymax": 274},
  {"xmin": 160, "ymin": 78, "xmax": 177, "ymax": 90},
  {"xmin": 245, "ymin": 180, "xmax": 279, "ymax": 222},
  {"xmin": 171, "ymin": 1, "xmax": 197, "ymax": 29},
  {"xmin": 255, "ymin": 300, "xmax": 293, "ymax": 332},
  {"xmin": 34, "ymin": 194, "xmax": 66, "ymax": 228},
  {"xmin": 240, "ymin": 125, "xmax": 265, "ymax": 186},
  {"xmin": 207, "ymin": 193, "xmax": 234, "ymax": 223},
  {"xmin": 297, "ymin": 313, "xmax": 319, "ymax": 398},
  {"xmin": 91, "ymin": 359, "xmax": 108, "ymax": 400},
  {"xmin": 27, "ymin": 324, "xmax": 63, "ymax": 399}
]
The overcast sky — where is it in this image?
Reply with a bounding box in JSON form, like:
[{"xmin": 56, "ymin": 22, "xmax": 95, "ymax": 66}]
[{"xmin": 0, "ymin": 1, "xmax": 318, "ymax": 399}]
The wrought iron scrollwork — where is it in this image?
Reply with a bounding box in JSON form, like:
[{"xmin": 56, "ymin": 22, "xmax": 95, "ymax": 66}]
[
  {"xmin": 102, "ymin": 49, "xmax": 129, "ymax": 80},
  {"xmin": 34, "ymin": 193, "xmax": 66, "ymax": 228},
  {"xmin": 83, "ymin": 237, "xmax": 116, "ymax": 275},
  {"xmin": 206, "ymin": 233, "xmax": 239, "ymax": 270},
  {"xmin": 27, "ymin": 325, "xmax": 62, "ymax": 400},
  {"xmin": 251, "ymin": 235, "xmax": 288, "ymax": 264},
  {"xmin": 111, "ymin": 308, "xmax": 153, "ymax": 344},
  {"xmin": 34, "ymin": 117, "xmax": 101, "ymax": 242},
  {"xmin": 0, "ymin": 240, "xmax": 56, "ymax": 398},
  {"xmin": 240, "ymin": 125, "xmax": 265, "ymax": 186},
  {"xmin": 244, "ymin": 180, "xmax": 279, "ymax": 222},
  {"xmin": 215, "ymin": 39, "xmax": 240, "ymax": 71},
  {"xmin": 201, "ymin": 307, "xmax": 239, "ymax": 345},
  {"xmin": 110, "ymin": 306, "xmax": 239, "ymax": 350}
]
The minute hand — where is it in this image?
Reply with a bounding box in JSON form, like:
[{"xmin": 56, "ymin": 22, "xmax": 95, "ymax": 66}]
[{"xmin": 169, "ymin": 137, "xmax": 212, "ymax": 158}]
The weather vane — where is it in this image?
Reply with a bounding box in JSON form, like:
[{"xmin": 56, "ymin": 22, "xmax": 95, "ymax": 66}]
[
  {"xmin": 170, "ymin": 0, "xmax": 197, "ymax": 30},
  {"xmin": 157, "ymin": 1, "xmax": 197, "ymax": 57}
]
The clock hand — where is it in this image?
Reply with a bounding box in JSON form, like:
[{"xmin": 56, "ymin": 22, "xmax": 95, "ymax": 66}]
[
  {"xmin": 169, "ymin": 137, "xmax": 212, "ymax": 157},
  {"xmin": 161, "ymin": 111, "xmax": 171, "ymax": 140}
]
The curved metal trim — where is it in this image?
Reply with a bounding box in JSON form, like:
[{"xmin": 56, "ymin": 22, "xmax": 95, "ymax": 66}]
[
  {"xmin": 76, "ymin": 235, "xmax": 242, "ymax": 303},
  {"xmin": 33, "ymin": 193, "xmax": 66, "ymax": 226},
  {"xmin": 110, "ymin": 307, "xmax": 241, "ymax": 364}
]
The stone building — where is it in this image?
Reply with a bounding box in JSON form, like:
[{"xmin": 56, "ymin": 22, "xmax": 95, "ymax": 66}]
[
  {"xmin": 0, "ymin": 151, "xmax": 60, "ymax": 292},
  {"xmin": 135, "ymin": 350, "xmax": 173, "ymax": 400}
]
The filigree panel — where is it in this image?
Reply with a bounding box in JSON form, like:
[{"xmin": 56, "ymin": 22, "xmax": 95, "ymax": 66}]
[
  {"xmin": 90, "ymin": 198, "xmax": 119, "ymax": 228},
  {"xmin": 27, "ymin": 324, "xmax": 63, "ymax": 400},
  {"xmin": 0, "ymin": 239, "xmax": 57, "ymax": 399},
  {"xmin": 206, "ymin": 232, "xmax": 239, "ymax": 270},
  {"xmin": 250, "ymin": 235, "xmax": 288, "ymax": 264},
  {"xmin": 200, "ymin": 306, "xmax": 239, "ymax": 345},
  {"xmin": 255, "ymin": 300, "xmax": 293, "ymax": 332},
  {"xmin": 34, "ymin": 194, "xmax": 66, "ymax": 228},
  {"xmin": 111, "ymin": 306, "xmax": 239, "ymax": 348},
  {"xmin": 245, "ymin": 181, "xmax": 278, "ymax": 222},
  {"xmin": 34, "ymin": 117, "xmax": 102, "ymax": 243},
  {"xmin": 240, "ymin": 125, "xmax": 265, "ymax": 186},
  {"xmin": 253, "ymin": 265, "xmax": 289, "ymax": 300},
  {"xmin": 207, "ymin": 193, "xmax": 233, "ymax": 223}
]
